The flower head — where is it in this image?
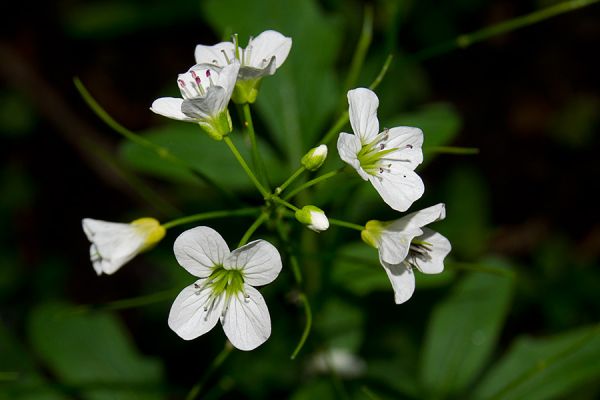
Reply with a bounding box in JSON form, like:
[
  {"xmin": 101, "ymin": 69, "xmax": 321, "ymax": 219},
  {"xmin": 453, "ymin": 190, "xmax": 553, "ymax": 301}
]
[
  {"xmin": 168, "ymin": 226, "xmax": 282, "ymax": 351},
  {"xmin": 151, "ymin": 61, "xmax": 240, "ymax": 140},
  {"xmin": 337, "ymin": 88, "xmax": 425, "ymax": 212},
  {"xmin": 301, "ymin": 144, "xmax": 328, "ymax": 171},
  {"xmin": 295, "ymin": 205, "xmax": 329, "ymax": 232},
  {"xmin": 194, "ymin": 30, "xmax": 292, "ymax": 103},
  {"xmin": 361, "ymin": 204, "xmax": 451, "ymax": 304},
  {"xmin": 82, "ymin": 217, "xmax": 165, "ymax": 275}
]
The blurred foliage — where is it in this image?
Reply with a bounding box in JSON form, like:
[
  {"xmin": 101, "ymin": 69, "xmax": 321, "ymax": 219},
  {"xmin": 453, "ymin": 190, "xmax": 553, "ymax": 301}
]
[{"xmin": 1, "ymin": 0, "xmax": 599, "ymax": 399}]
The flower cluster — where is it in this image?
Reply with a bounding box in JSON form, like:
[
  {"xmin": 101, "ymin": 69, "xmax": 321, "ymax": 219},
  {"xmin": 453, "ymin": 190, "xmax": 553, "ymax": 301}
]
[{"xmin": 82, "ymin": 29, "xmax": 450, "ymax": 351}]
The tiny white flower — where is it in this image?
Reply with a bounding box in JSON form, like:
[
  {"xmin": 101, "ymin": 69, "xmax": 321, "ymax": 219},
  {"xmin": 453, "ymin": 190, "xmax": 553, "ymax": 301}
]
[
  {"xmin": 168, "ymin": 226, "xmax": 282, "ymax": 351},
  {"xmin": 194, "ymin": 30, "xmax": 292, "ymax": 103},
  {"xmin": 361, "ymin": 204, "xmax": 451, "ymax": 304},
  {"xmin": 301, "ymin": 144, "xmax": 328, "ymax": 171},
  {"xmin": 82, "ymin": 217, "xmax": 165, "ymax": 275},
  {"xmin": 337, "ymin": 88, "xmax": 425, "ymax": 212},
  {"xmin": 295, "ymin": 205, "xmax": 329, "ymax": 232},
  {"xmin": 151, "ymin": 61, "xmax": 240, "ymax": 140}
]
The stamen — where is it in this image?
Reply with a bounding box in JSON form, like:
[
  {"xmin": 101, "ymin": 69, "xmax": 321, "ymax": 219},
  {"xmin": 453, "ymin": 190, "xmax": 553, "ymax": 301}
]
[
  {"xmin": 406, "ymin": 144, "xmax": 413, "ymax": 149},
  {"xmin": 220, "ymin": 49, "xmax": 231, "ymax": 64},
  {"xmin": 206, "ymin": 70, "xmax": 215, "ymax": 86},
  {"xmin": 178, "ymin": 79, "xmax": 194, "ymax": 99}
]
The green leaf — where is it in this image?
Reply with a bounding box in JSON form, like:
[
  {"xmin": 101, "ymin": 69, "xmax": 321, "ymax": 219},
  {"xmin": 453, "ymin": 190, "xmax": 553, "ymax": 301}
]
[
  {"xmin": 202, "ymin": 0, "xmax": 342, "ymax": 164},
  {"xmin": 473, "ymin": 324, "xmax": 600, "ymax": 400},
  {"xmin": 120, "ymin": 123, "xmax": 286, "ymax": 190},
  {"xmin": 290, "ymin": 378, "xmax": 336, "ymax": 400},
  {"xmin": 419, "ymin": 261, "xmax": 514, "ymax": 398},
  {"xmin": 315, "ymin": 297, "xmax": 364, "ymax": 352},
  {"xmin": 28, "ymin": 303, "xmax": 164, "ymax": 400}
]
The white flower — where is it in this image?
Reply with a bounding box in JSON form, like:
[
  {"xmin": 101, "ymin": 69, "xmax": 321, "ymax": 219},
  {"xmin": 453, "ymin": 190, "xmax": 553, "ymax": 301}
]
[
  {"xmin": 361, "ymin": 204, "xmax": 451, "ymax": 304},
  {"xmin": 301, "ymin": 144, "xmax": 328, "ymax": 171},
  {"xmin": 194, "ymin": 30, "xmax": 292, "ymax": 103},
  {"xmin": 82, "ymin": 217, "xmax": 165, "ymax": 275},
  {"xmin": 337, "ymin": 88, "xmax": 425, "ymax": 212},
  {"xmin": 295, "ymin": 205, "xmax": 329, "ymax": 232},
  {"xmin": 308, "ymin": 348, "xmax": 367, "ymax": 378},
  {"xmin": 168, "ymin": 226, "xmax": 282, "ymax": 351},
  {"xmin": 150, "ymin": 61, "xmax": 240, "ymax": 140}
]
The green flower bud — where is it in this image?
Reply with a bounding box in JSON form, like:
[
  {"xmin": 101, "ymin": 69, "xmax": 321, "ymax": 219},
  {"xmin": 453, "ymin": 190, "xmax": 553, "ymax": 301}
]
[
  {"xmin": 301, "ymin": 145, "xmax": 328, "ymax": 171},
  {"xmin": 295, "ymin": 205, "xmax": 329, "ymax": 232}
]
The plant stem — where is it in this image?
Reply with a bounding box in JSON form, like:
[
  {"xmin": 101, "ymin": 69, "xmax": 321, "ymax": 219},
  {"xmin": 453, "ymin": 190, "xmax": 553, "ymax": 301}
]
[
  {"xmin": 223, "ymin": 136, "xmax": 269, "ymax": 197},
  {"xmin": 72, "ymin": 288, "xmax": 179, "ymax": 314},
  {"xmin": 290, "ymin": 293, "xmax": 312, "ymax": 360},
  {"xmin": 185, "ymin": 342, "xmax": 233, "ymax": 400},
  {"xmin": 238, "ymin": 213, "xmax": 268, "ymax": 247},
  {"xmin": 413, "ymin": 0, "xmax": 600, "ymax": 61},
  {"xmin": 328, "ymin": 218, "xmax": 364, "ymax": 232},
  {"xmin": 342, "ymin": 5, "xmax": 373, "ymax": 99},
  {"xmin": 270, "ymin": 196, "xmax": 300, "ymax": 212},
  {"xmin": 424, "ymin": 146, "xmax": 480, "ymax": 155},
  {"xmin": 368, "ymin": 54, "xmax": 394, "ymax": 91},
  {"xmin": 242, "ymin": 103, "xmax": 270, "ymax": 189},
  {"xmin": 276, "ymin": 167, "xmax": 305, "ymax": 195},
  {"xmin": 162, "ymin": 207, "xmax": 261, "ymax": 230},
  {"xmin": 283, "ymin": 168, "xmax": 344, "ymax": 200}
]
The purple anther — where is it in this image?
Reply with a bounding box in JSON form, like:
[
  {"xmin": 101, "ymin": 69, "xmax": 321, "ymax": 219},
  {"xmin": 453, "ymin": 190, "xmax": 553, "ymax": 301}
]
[
  {"xmin": 406, "ymin": 144, "xmax": 413, "ymax": 149},
  {"xmin": 178, "ymin": 79, "xmax": 186, "ymax": 88},
  {"xmin": 190, "ymin": 70, "xmax": 197, "ymax": 78},
  {"xmin": 195, "ymin": 76, "xmax": 201, "ymax": 86},
  {"xmin": 205, "ymin": 70, "xmax": 211, "ymax": 77}
]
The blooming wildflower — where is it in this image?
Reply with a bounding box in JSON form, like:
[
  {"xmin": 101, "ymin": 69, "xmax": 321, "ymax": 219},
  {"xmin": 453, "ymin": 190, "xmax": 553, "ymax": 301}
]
[
  {"xmin": 194, "ymin": 30, "xmax": 292, "ymax": 103},
  {"xmin": 82, "ymin": 217, "xmax": 165, "ymax": 275},
  {"xmin": 361, "ymin": 204, "xmax": 451, "ymax": 304},
  {"xmin": 301, "ymin": 144, "xmax": 328, "ymax": 171},
  {"xmin": 337, "ymin": 88, "xmax": 424, "ymax": 212},
  {"xmin": 295, "ymin": 205, "xmax": 329, "ymax": 232},
  {"xmin": 150, "ymin": 61, "xmax": 240, "ymax": 140},
  {"xmin": 168, "ymin": 226, "xmax": 282, "ymax": 351}
]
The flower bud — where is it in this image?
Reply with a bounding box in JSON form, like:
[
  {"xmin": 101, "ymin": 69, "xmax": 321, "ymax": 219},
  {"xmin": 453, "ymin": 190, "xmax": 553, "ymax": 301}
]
[
  {"xmin": 301, "ymin": 144, "xmax": 328, "ymax": 171},
  {"xmin": 360, "ymin": 220, "xmax": 386, "ymax": 248},
  {"xmin": 295, "ymin": 205, "xmax": 329, "ymax": 232}
]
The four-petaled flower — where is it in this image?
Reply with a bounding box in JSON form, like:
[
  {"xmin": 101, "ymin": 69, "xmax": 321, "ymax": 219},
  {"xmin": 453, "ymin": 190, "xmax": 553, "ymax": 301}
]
[
  {"xmin": 195, "ymin": 30, "xmax": 292, "ymax": 104},
  {"xmin": 361, "ymin": 204, "xmax": 451, "ymax": 304},
  {"xmin": 168, "ymin": 226, "xmax": 282, "ymax": 351},
  {"xmin": 151, "ymin": 61, "xmax": 240, "ymax": 140},
  {"xmin": 82, "ymin": 217, "xmax": 165, "ymax": 275},
  {"xmin": 337, "ymin": 88, "xmax": 425, "ymax": 212}
]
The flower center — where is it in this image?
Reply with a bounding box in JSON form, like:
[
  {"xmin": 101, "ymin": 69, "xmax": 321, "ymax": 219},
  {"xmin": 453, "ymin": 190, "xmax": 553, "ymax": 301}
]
[
  {"xmin": 406, "ymin": 240, "xmax": 434, "ymax": 269},
  {"xmin": 195, "ymin": 266, "xmax": 247, "ymax": 319},
  {"xmin": 178, "ymin": 69, "xmax": 216, "ymax": 99},
  {"xmin": 356, "ymin": 129, "xmax": 397, "ymax": 176}
]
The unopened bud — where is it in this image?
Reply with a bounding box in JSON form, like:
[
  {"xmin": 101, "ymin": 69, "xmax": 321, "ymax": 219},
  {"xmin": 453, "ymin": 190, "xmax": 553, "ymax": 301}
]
[
  {"xmin": 295, "ymin": 205, "xmax": 329, "ymax": 232},
  {"xmin": 301, "ymin": 144, "xmax": 328, "ymax": 171}
]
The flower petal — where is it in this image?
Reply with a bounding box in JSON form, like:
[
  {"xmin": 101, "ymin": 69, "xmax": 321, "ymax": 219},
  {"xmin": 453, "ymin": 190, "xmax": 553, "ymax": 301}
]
[
  {"xmin": 380, "ymin": 261, "xmax": 416, "ymax": 304},
  {"xmin": 221, "ymin": 285, "xmax": 271, "ymax": 351},
  {"xmin": 394, "ymin": 203, "xmax": 446, "ymax": 230},
  {"xmin": 411, "ymin": 228, "xmax": 451, "ymax": 274},
  {"xmin": 245, "ymin": 30, "xmax": 292, "ymax": 69},
  {"xmin": 181, "ymin": 86, "xmax": 227, "ymax": 120},
  {"xmin": 348, "ymin": 88, "xmax": 379, "ymax": 143},
  {"xmin": 173, "ymin": 226, "xmax": 230, "ymax": 278},
  {"xmin": 216, "ymin": 61, "xmax": 241, "ymax": 103},
  {"xmin": 223, "ymin": 240, "xmax": 282, "ymax": 286},
  {"xmin": 168, "ymin": 279, "xmax": 224, "ymax": 340},
  {"xmin": 378, "ymin": 227, "xmax": 423, "ymax": 265},
  {"xmin": 150, "ymin": 97, "xmax": 193, "ymax": 121},
  {"xmin": 369, "ymin": 168, "xmax": 424, "ymax": 212},
  {"xmin": 337, "ymin": 132, "xmax": 369, "ymax": 181},
  {"xmin": 385, "ymin": 127, "xmax": 424, "ymax": 170},
  {"xmin": 194, "ymin": 42, "xmax": 236, "ymax": 67},
  {"xmin": 82, "ymin": 219, "xmax": 144, "ymax": 275}
]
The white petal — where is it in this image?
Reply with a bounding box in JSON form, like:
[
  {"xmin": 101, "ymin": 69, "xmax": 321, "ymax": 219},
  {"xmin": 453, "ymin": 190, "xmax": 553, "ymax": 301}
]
[
  {"xmin": 173, "ymin": 226, "xmax": 230, "ymax": 278},
  {"xmin": 337, "ymin": 132, "xmax": 369, "ymax": 181},
  {"xmin": 181, "ymin": 86, "xmax": 227, "ymax": 119},
  {"xmin": 369, "ymin": 168, "xmax": 424, "ymax": 212},
  {"xmin": 348, "ymin": 88, "xmax": 379, "ymax": 143},
  {"xmin": 385, "ymin": 127, "xmax": 424, "ymax": 170},
  {"xmin": 245, "ymin": 30, "xmax": 292, "ymax": 69},
  {"xmin": 309, "ymin": 210, "xmax": 329, "ymax": 232},
  {"xmin": 194, "ymin": 42, "xmax": 236, "ymax": 67},
  {"xmin": 221, "ymin": 285, "xmax": 271, "ymax": 351},
  {"xmin": 82, "ymin": 219, "xmax": 144, "ymax": 275},
  {"xmin": 216, "ymin": 61, "xmax": 241, "ymax": 103},
  {"xmin": 395, "ymin": 203, "xmax": 446, "ymax": 230},
  {"xmin": 168, "ymin": 279, "xmax": 224, "ymax": 340},
  {"xmin": 378, "ymin": 227, "xmax": 423, "ymax": 265},
  {"xmin": 150, "ymin": 97, "xmax": 193, "ymax": 121},
  {"xmin": 381, "ymin": 261, "xmax": 415, "ymax": 304},
  {"xmin": 411, "ymin": 228, "xmax": 451, "ymax": 274},
  {"xmin": 223, "ymin": 240, "xmax": 282, "ymax": 286}
]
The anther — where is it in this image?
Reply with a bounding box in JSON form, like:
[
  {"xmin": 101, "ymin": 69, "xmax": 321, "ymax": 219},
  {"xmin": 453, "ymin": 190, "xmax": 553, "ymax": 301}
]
[{"xmin": 406, "ymin": 144, "xmax": 413, "ymax": 149}]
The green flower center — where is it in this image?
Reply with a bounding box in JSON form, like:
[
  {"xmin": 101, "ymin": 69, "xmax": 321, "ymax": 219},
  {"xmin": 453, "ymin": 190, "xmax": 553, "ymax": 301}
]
[
  {"xmin": 204, "ymin": 265, "xmax": 245, "ymax": 299},
  {"xmin": 356, "ymin": 130, "xmax": 398, "ymax": 176}
]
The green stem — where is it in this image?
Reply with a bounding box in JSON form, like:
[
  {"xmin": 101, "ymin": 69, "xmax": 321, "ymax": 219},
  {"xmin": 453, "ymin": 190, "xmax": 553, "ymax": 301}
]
[
  {"xmin": 413, "ymin": 0, "xmax": 600, "ymax": 61},
  {"xmin": 424, "ymin": 146, "xmax": 480, "ymax": 155},
  {"xmin": 185, "ymin": 342, "xmax": 233, "ymax": 400},
  {"xmin": 242, "ymin": 103, "xmax": 270, "ymax": 189},
  {"xmin": 72, "ymin": 288, "xmax": 179, "ymax": 314},
  {"xmin": 73, "ymin": 77, "xmax": 235, "ymax": 201},
  {"xmin": 238, "ymin": 213, "xmax": 268, "ymax": 247},
  {"xmin": 162, "ymin": 207, "xmax": 261, "ymax": 230},
  {"xmin": 276, "ymin": 167, "xmax": 305, "ymax": 195},
  {"xmin": 283, "ymin": 168, "xmax": 344, "ymax": 200},
  {"xmin": 290, "ymin": 293, "xmax": 313, "ymax": 360},
  {"xmin": 223, "ymin": 136, "xmax": 269, "ymax": 197},
  {"xmin": 368, "ymin": 54, "xmax": 393, "ymax": 91},
  {"xmin": 342, "ymin": 5, "xmax": 373, "ymax": 97},
  {"xmin": 270, "ymin": 196, "xmax": 300, "ymax": 212},
  {"xmin": 328, "ymin": 218, "xmax": 364, "ymax": 232}
]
